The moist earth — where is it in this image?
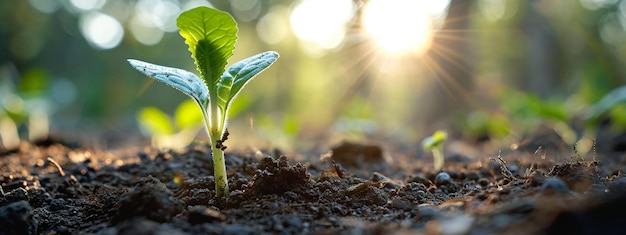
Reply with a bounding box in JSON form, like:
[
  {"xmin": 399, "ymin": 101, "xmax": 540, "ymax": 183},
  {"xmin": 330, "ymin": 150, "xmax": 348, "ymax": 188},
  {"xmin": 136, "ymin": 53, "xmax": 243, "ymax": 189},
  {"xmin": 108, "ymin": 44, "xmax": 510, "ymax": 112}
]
[{"xmin": 1, "ymin": 139, "xmax": 626, "ymax": 234}]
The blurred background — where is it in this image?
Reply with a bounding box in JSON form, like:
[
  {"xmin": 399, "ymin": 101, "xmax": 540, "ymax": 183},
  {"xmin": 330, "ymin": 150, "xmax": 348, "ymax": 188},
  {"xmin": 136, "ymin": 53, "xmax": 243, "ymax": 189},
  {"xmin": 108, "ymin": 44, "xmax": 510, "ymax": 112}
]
[{"xmin": 1, "ymin": 0, "xmax": 626, "ymax": 154}]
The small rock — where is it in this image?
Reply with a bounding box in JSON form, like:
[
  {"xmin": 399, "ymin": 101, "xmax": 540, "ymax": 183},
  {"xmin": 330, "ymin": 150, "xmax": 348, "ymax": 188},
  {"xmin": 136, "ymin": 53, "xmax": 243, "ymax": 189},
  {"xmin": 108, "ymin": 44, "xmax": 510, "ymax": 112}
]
[
  {"xmin": 417, "ymin": 204, "xmax": 441, "ymax": 220},
  {"xmin": 371, "ymin": 172, "xmax": 402, "ymax": 190},
  {"xmin": 435, "ymin": 172, "xmax": 452, "ymax": 187},
  {"xmin": 541, "ymin": 177, "xmax": 570, "ymax": 195},
  {"xmin": 477, "ymin": 178, "xmax": 490, "ymax": 187},
  {"xmin": 407, "ymin": 175, "xmax": 433, "ymax": 187},
  {"xmin": 188, "ymin": 205, "xmax": 226, "ymax": 224}
]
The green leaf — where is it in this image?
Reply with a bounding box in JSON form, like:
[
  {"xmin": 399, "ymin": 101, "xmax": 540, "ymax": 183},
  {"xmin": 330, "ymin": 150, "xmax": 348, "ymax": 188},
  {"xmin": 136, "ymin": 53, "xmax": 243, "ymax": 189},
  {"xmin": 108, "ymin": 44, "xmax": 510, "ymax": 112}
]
[
  {"xmin": 422, "ymin": 130, "xmax": 448, "ymax": 150},
  {"xmin": 177, "ymin": 7, "xmax": 237, "ymax": 89},
  {"xmin": 174, "ymin": 99, "xmax": 203, "ymax": 129},
  {"xmin": 137, "ymin": 107, "xmax": 174, "ymax": 135},
  {"xmin": 127, "ymin": 59, "xmax": 209, "ymax": 108},
  {"xmin": 219, "ymin": 51, "xmax": 279, "ymax": 111}
]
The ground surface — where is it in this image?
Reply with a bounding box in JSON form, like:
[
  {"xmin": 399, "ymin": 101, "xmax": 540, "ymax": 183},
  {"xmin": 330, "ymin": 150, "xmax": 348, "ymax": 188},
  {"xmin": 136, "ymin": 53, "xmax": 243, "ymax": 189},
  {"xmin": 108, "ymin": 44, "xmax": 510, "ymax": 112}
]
[{"xmin": 1, "ymin": 136, "xmax": 626, "ymax": 235}]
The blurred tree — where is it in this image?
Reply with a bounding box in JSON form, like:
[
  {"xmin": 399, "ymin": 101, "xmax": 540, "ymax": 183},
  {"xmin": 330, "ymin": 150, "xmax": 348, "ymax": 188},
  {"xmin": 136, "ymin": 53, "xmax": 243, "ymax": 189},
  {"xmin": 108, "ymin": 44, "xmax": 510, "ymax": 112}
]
[
  {"xmin": 415, "ymin": 0, "xmax": 476, "ymax": 133},
  {"xmin": 522, "ymin": 0, "xmax": 562, "ymax": 99}
]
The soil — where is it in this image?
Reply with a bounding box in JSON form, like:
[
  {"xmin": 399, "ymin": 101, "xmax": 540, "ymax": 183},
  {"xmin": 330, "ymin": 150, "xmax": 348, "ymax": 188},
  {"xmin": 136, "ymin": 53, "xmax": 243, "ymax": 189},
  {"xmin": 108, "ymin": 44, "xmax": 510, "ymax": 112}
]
[{"xmin": 1, "ymin": 135, "xmax": 626, "ymax": 235}]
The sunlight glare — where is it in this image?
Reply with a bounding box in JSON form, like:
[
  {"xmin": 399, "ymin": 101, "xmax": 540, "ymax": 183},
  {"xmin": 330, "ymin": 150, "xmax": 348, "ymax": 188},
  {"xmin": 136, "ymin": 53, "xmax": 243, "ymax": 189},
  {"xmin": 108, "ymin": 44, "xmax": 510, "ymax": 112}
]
[
  {"xmin": 363, "ymin": 0, "xmax": 449, "ymax": 55},
  {"xmin": 290, "ymin": 0, "xmax": 355, "ymax": 55}
]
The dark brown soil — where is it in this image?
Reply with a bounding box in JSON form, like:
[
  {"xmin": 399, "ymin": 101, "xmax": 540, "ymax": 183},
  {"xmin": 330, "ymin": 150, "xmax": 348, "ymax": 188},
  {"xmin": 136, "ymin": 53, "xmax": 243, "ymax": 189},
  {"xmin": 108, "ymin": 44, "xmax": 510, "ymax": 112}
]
[{"xmin": 1, "ymin": 138, "xmax": 626, "ymax": 235}]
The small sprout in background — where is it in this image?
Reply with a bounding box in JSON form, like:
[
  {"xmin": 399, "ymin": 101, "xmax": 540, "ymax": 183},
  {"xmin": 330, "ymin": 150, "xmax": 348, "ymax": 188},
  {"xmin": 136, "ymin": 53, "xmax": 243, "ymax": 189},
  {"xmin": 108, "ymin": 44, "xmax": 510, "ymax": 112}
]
[
  {"xmin": 0, "ymin": 66, "xmax": 74, "ymax": 151},
  {"xmin": 0, "ymin": 112, "xmax": 19, "ymax": 150},
  {"xmin": 136, "ymin": 99, "xmax": 204, "ymax": 149},
  {"xmin": 422, "ymin": 130, "xmax": 448, "ymax": 171},
  {"xmin": 127, "ymin": 7, "xmax": 279, "ymax": 198}
]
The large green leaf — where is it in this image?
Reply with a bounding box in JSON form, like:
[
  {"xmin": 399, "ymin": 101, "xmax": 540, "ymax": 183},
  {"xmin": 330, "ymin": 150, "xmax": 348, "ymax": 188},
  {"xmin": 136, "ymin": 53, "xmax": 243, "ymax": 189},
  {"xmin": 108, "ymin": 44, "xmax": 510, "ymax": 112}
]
[{"xmin": 176, "ymin": 7, "xmax": 237, "ymax": 89}]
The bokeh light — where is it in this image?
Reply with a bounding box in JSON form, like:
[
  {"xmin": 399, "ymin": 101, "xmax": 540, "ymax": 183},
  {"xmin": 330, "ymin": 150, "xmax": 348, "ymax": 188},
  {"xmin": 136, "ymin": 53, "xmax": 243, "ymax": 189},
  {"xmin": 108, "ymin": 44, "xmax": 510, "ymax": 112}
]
[
  {"xmin": 257, "ymin": 6, "xmax": 290, "ymax": 45},
  {"xmin": 290, "ymin": 0, "xmax": 356, "ymax": 56},
  {"xmin": 128, "ymin": 11, "xmax": 165, "ymax": 46},
  {"xmin": 79, "ymin": 12, "xmax": 124, "ymax": 50},
  {"xmin": 135, "ymin": 0, "xmax": 181, "ymax": 32},
  {"xmin": 230, "ymin": 0, "xmax": 261, "ymax": 22},
  {"xmin": 69, "ymin": 0, "xmax": 106, "ymax": 12}
]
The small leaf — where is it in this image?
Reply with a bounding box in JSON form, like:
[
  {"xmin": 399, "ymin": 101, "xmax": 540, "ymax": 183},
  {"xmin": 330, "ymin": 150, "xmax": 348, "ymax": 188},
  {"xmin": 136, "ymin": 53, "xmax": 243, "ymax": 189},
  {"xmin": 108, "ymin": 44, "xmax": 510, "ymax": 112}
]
[
  {"xmin": 177, "ymin": 7, "xmax": 237, "ymax": 89},
  {"xmin": 221, "ymin": 51, "xmax": 279, "ymax": 110},
  {"xmin": 137, "ymin": 107, "xmax": 174, "ymax": 135},
  {"xmin": 127, "ymin": 59, "xmax": 209, "ymax": 107},
  {"xmin": 422, "ymin": 130, "xmax": 448, "ymax": 150},
  {"xmin": 174, "ymin": 99, "xmax": 204, "ymax": 129},
  {"xmin": 216, "ymin": 72, "xmax": 234, "ymax": 112}
]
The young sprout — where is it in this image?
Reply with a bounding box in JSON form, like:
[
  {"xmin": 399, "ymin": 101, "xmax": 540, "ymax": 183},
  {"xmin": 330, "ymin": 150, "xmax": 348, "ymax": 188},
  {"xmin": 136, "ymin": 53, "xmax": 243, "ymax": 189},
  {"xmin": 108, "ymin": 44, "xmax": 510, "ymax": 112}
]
[
  {"xmin": 422, "ymin": 130, "xmax": 448, "ymax": 171},
  {"xmin": 127, "ymin": 7, "xmax": 279, "ymax": 198}
]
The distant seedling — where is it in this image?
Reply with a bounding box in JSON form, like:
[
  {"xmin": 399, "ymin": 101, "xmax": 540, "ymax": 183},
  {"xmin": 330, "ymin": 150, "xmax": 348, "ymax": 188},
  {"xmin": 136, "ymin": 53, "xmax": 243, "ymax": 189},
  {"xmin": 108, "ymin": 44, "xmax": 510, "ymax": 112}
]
[
  {"xmin": 128, "ymin": 7, "xmax": 279, "ymax": 198},
  {"xmin": 136, "ymin": 99, "xmax": 204, "ymax": 149},
  {"xmin": 422, "ymin": 130, "xmax": 448, "ymax": 171}
]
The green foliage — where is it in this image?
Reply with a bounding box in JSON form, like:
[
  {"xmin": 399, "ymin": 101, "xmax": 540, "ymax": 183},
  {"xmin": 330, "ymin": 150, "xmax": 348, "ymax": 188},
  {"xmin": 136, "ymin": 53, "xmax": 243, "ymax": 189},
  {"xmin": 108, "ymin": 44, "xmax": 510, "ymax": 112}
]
[
  {"xmin": 137, "ymin": 107, "xmax": 174, "ymax": 135},
  {"xmin": 584, "ymin": 85, "xmax": 626, "ymax": 131},
  {"xmin": 174, "ymin": 99, "xmax": 204, "ymax": 130},
  {"xmin": 137, "ymin": 99, "xmax": 205, "ymax": 149},
  {"xmin": 585, "ymin": 85, "xmax": 626, "ymax": 122},
  {"xmin": 137, "ymin": 100, "xmax": 202, "ymax": 149},
  {"xmin": 465, "ymin": 111, "xmax": 510, "ymax": 138},
  {"xmin": 503, "ymin": 90, "xmax": 569, "ymax": 123},
  {"xmin": 128, "ymin": 6, "xmax": 279, "ymax": 198}
]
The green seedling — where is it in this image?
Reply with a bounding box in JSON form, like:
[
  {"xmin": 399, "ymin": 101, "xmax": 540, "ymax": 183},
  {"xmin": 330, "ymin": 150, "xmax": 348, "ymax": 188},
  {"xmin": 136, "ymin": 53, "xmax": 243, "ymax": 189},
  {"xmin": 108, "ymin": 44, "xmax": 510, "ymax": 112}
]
[
  {"xmin": 422, "ymin": 130, "xmax": 448, "ymax": 171},
  {"xmin": 137, "ymin": 99, "xmax": 204, "ymax": 149},
  {"xmin": 128, "ymin": 7, "xmax": 279, "ymax": 198}
]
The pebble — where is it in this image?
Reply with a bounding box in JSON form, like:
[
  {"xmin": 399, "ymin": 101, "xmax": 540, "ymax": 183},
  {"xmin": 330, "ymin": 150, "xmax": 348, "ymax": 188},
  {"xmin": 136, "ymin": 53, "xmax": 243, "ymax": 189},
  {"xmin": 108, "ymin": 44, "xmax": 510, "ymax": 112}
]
[
  {"xmin": 541, "ymin": 177, "xmax": 570, "ymax": 194},
  {"xmin": 371, "ymin": 172, "xmax": 402, "ymax": 190},
  {"xmin": 188, "ymin": 205, "xmax": 226, "ymax": 224},
  {"xmin": 407, "ymin": 175, "xmax": 433, "ymax": 187},
  {"xmin": 435, "ymin": 172, "xmax": 452, "ymax": 187},
  {"xmin": 417, "ymin": 204, "xmax": 441, "ymax": 220}
]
